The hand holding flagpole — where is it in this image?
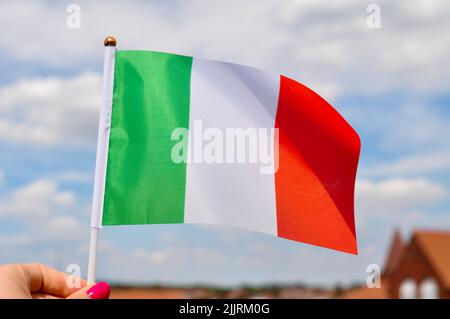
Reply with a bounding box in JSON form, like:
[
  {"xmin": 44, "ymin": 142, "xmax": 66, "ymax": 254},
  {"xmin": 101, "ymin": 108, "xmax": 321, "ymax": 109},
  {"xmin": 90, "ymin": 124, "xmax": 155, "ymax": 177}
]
[{"xmin": 87, "ymin": 36, "xmax": 117, "ymax": 284}]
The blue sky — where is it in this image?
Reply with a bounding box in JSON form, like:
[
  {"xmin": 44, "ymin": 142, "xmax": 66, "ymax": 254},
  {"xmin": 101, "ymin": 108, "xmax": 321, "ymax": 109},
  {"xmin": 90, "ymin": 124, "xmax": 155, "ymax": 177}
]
[{"xmin": 0, "ymin": 0, "xmax": 449, "ymax": 287}]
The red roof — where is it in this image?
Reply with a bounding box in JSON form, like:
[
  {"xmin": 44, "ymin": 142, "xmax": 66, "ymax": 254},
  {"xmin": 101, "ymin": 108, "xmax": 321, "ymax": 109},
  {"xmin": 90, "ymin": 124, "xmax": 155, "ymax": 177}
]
[
  {"xmin": 384, "ymin": 230, "xmax": 405, "ymax": 277},
  {"xmin": 413, "ymin": 230, "xmax": 450, "ymax": 290}
]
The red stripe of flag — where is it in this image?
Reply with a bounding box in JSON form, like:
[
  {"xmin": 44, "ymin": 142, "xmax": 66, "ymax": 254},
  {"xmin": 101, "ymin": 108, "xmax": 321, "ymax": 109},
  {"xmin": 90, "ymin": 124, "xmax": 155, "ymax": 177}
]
[{"xmin": 275, "ymin": 75, "xmax": 361, "ymax": 254}]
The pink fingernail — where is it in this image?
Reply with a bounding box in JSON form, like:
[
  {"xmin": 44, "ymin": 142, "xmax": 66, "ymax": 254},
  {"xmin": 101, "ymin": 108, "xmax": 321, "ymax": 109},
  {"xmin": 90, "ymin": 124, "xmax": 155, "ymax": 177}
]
[{"xmin": 87, "ymin": 282, "xmax": 111, "ymax": 299}]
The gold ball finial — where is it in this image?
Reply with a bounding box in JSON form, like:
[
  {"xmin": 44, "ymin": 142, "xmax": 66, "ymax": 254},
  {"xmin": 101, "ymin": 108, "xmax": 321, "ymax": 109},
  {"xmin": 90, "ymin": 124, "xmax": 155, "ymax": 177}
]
[{"xmin": 104, "ymin": 36, "xmax": 117, "ymax": 47}]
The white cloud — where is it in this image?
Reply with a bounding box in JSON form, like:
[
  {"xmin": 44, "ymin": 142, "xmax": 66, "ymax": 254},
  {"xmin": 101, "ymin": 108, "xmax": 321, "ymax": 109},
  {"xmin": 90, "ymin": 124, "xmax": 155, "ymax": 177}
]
[
  {"xmin": 0, "ymin": 234, "xmax": 33, "ymax": 260},
  {"xmin": 158, "ymin": 231, "xmax": 178, "ymax": 243},
  {"xmin": 132, "ymin": 245, "xmax": 224, "ymax": 266},
  {"xmin": 364, "ymin": 151, "xmax": 450, "ymax": 177},
  {"xmin": 0, "ymin": 73, "xmax": 101, "ymax": 147},
  {"xmin": 36, "ymin": 216, "xmax": 87, "ymax": 241},
  {"xmin": 0, "ymin": 0, "xmax": 449, "ymax": 98},
  {"xmin": 0, "ymin": 179, "xmax": 75, "ymax": 217},
  {"xmin": 0, "ymin": 234, "xmax": 31, "ymax": 246},
  {"xmin": 356, "ymin": 178, "xmax": 447, "ymax": 219},
  {"xmin": 1, "ymin": 1, "xmax": 449, "ymax": 148},
  {"xmin": 96, "ymin": 233, "xmax": 363, "ymax": 285},
  {"xmin": 133, "ymin": 248, "xmax": 177, "ymax": 265},
  {"xmin": 0, "ymin": 179, "xmax": 88, "ymax": 245},
  {"xmin": 53, "ymin": 171, "xmax": 93, "ymax": 183},
  {"xmin": 0, "ymin": 170, "xmax": 4, "ymax": 187}
]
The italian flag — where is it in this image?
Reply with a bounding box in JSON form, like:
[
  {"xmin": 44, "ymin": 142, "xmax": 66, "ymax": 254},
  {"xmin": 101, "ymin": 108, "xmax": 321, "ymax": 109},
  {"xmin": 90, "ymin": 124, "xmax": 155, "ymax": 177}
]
[{"xmin": 91, "ymin": 49, "xmax": 361, "ymax": 254}]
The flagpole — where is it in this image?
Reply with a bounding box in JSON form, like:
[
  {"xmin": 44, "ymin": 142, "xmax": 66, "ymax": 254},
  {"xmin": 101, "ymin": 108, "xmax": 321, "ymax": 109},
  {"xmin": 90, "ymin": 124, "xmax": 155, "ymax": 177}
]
[
  {"xmin": 87, "ymin": 36, "xmax": 117, "ymax": 284},
  {"xmin": 87, "ymin": 227, "xmax": 99, "ymax": 284}
]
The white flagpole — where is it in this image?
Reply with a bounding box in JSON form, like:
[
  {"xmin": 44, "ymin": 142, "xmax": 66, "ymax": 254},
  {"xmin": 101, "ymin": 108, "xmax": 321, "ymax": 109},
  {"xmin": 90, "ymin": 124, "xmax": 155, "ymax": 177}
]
[
  {"xmin": 87, "ymin": 36, "xmax": 117, "ymax": 284},
  {"xmin": 87, "ymin": 227, "xmax": 99, "ymax": 284}
]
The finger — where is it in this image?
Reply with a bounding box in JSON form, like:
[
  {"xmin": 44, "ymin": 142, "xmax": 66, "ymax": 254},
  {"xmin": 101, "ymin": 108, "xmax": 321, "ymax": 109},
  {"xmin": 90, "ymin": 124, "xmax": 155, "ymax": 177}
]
[
  {"xmin": 67, "ymin": 282, "xmax": 111, "ymax": 299},
  {"xmin": 20, "ymin": 263, "xmax": 87, "ymax": 298},
  {"xmin": 32, "ymin": 293, "xmax": 62, "ymax": 299},
  {"xmin": 66, "ymin": 285, "xmax": 91, "ymax": 299}
]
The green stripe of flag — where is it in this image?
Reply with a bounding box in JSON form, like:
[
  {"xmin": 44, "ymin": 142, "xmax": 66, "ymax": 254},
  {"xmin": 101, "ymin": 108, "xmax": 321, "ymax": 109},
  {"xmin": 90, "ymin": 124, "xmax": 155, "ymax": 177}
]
[{"xmin": 102, "ymin": 51, "xmax": 192, "ymax": 225}]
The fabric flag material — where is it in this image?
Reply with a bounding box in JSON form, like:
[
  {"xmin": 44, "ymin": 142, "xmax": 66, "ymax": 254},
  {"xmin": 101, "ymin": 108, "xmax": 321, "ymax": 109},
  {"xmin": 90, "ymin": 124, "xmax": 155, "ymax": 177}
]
[{"xmin": 92, "ymin": 50, "xmax": 361, "ymax": 254}]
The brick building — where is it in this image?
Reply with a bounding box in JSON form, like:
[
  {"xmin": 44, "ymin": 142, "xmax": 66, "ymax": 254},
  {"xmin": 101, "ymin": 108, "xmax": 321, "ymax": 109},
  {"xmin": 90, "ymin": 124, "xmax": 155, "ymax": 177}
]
[
  {"xmin": 342, "ymin": 229, "xmax": 450, "ymax": 299},
  {"xmin": 386, "ymin": 230, "xmax": 450, "ymax": 298}
]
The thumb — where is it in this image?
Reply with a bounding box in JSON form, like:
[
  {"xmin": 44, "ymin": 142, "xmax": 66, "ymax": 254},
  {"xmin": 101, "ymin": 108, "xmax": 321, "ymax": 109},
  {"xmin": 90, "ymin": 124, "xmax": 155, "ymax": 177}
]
[{"xmin": 66, "ymin": 282, "xmax": 111, "ymax": 299}]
